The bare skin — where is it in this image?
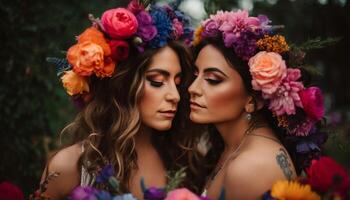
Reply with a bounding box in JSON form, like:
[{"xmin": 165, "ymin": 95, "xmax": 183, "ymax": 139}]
[
  {"xmin": 40, "ymin": 46, "xmax": 182, "ymax": 199},
  {"xmin": 189, "ymin": 45, "xmax": 296, "ymax": 200}
]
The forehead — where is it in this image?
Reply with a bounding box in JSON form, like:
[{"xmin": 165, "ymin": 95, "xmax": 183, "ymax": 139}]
[
  {"xmin": 148, "ymin": 46, "xmax": 181, "ymax": 74},
  {"xmin": 195, "ymin": 45, "xmax": 230, "ymax": 71}
]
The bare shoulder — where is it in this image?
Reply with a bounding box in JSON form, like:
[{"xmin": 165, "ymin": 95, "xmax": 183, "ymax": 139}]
[
  {"xmin": 223, "ymin": 137, "xmax": 296, "ymax": 200},
  {"xmin": 40, "ymin": 143, "xmax": 83, "ymax": 199}
]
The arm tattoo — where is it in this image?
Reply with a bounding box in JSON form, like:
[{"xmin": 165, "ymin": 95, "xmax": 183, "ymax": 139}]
[{"xmin": 276, "ymin": 148, "xmax": 293, "ymax": 180}]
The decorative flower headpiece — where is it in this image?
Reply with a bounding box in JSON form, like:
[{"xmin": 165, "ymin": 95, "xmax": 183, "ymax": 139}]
[
  {"xmin": 50, "ymin": 0, "xmax": 193, "ymax": 104},
  {"xmin": 194, "ymin": 10, "xmax": 332, "ymax": 170}
]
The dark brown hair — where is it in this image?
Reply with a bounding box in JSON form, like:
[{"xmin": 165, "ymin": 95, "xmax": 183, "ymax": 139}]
[
  {"xmin": 61, "ymin": 41, "xmax": 205, "ymax": 193},
  {"xmin": 192, "ymin": 38, "xmax": 295, "ymax": 178}
]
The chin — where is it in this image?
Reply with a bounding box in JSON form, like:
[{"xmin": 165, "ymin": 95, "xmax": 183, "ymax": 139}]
[
  {"xmin": 153, "ymin": 125, "xmax": 172, "ymax": 131},
  {"xmin": 190, "ymin": 112, "xmax": 212, "ymax": 124},
  {"xmin": 151, "ymin": 121, "xmax": 173, "ymax": 131}
]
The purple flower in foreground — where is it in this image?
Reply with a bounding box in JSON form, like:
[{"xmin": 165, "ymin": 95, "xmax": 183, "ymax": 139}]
[
  {"xmin": 96, "ymin": 164, "xmax": 115, "ymax": 184},
  {"xmin": 144, "ymin": 187, "xmax": 165, "ymax": 200},
  {"xmin": 70, "ymin": 186, "xmax": 98, "ymax": 200}
]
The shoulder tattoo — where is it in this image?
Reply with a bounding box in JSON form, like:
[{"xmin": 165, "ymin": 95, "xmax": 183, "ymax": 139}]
[{"xmin": 276, "ymin": 148, "xmax": 293, "ymax": 180}]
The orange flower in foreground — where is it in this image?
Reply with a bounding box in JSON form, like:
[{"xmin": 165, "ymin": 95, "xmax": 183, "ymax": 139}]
[
  {"xmin": 67, "ymin": 41, "xmax": 105, "ymax": 76},
  {"xmin": 271, "ymin": 180, "xmax": 320, "ymax": 200},
  {"xmin": 61, "ymin": 70, "xmax": 89, "ymax": 96},
  {"xmin": 94, "ymin": 57, "xmax": 116, "ymax": 78},
  {"xmin": 78, "ymin": 27, "xmax": 111, "ymax": 56}
]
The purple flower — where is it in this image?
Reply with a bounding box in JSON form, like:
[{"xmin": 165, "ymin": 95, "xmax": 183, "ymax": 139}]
[
  {"xmin": 96, "ymin": 164, "xmax": 115, "ymax": 184},
  {"xmin": 136, "ymin": 11, "xmax": 157, "ymax": 42},
  {"xmin": 144, "ymin": 187, "xmax": 165, "ymax": 200},
  {"xmin": 202, "ymin": 20, "xmax": 220, "ymax": 38},
  {"xmin": 95, "ymin": 190, "xmax": 112, "ymax": 200},
  {"xmin": 138, "ymin": 25, "xmax": 158, "ymax": 42},
  {"xmin": 70, "ymin": 186, "xmax": 98, "ymax": 200},
  {"xmin": 137, "ymin": 11, "xmax": 153, "ymax": 25}
]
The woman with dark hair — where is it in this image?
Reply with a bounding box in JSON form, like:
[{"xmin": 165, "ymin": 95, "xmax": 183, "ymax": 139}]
[
  {"xmin": 189, "ymin": 10, "xmax": 326, "ymax": 199},
  {"xmin": 37, "ymin": 1, "xmax": 204, "ymax": 199}
]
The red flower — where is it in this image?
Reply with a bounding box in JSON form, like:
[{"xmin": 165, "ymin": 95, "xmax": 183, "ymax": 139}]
[
  {"xmin": 306, "ymin": 156, "xmax": 350, "ymax": 196},
  {"xmin": 0, "ymin": 181, "xmax": 25, "ymax": 200},
  {"xmin": 101, "ymin": 8, "xmax": 138, "ymax": 39},
  {"xmin": 299, "ymin": 87, "xmax": 325, "ymax": 121},
  {"xmin": 109, "ymin": 40, "xmax": 129, "ymax": 61}
]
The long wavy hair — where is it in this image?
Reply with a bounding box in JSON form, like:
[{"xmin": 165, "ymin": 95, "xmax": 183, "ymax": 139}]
[
  {"xmin": 61, "ymin": 41, "xmax": 205, "ymax": 192},
  {"xmin": 192, "ymin": 38, "xmax": 299, "ymax": 179}
]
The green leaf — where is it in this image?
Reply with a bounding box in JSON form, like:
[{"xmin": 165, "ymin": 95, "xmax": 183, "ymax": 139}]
[{"xmin": 164, "ymin": 167, "xmax": 187, "ymax": 193}]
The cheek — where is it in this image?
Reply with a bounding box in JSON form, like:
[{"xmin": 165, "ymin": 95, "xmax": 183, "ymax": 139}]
[
  {"xmin": 139, "ymin": 84, "xmax": 161, "ymax": 118},
  {"xmin": 206, "ymin": 83, "xmax": 247, "ymax": 122}
]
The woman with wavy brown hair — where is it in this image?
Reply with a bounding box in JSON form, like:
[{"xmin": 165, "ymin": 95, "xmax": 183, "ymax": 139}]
[
  {"xmin": 189, "ymin": 10, "xmax": 327, "ymax": 200},
  {"xmin": 37, "ymin": 1, "xmax": 204, "ymax": 199}
]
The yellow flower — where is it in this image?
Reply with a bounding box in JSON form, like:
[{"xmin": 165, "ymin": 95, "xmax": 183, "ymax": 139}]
[
  {"xmin": 61, "ymin": 70, "xmax": 89, "ymax": 96},
  {"xmin": 271, "ymin": 180, "xmax": 321, "ymax": 200},
  {"xmin": 192, "ymin": 25, "xmax": 203, "ymax": 46},
  {"xmin": 257, "ymin": 35, "xmax": 290, "ymax": 54}
]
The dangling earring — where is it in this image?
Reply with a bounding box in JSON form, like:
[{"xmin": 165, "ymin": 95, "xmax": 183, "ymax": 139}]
[{"xmin": 246, "ymin": 113, "xmax": 252, "ymax": 122}]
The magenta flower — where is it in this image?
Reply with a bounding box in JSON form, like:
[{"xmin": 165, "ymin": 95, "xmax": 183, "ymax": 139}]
[
  {"xmin": 70, "ymin": 186, "xmax": 98, "ymax": 200},
  {"xmin": 265, "ymin": 68, "xmax": 304, "ymax": 116},
  {"xmin": 172, "ymin": 18, "xmax": 184, "ymax": 39},
  {"xmin": 299, "ymin": 87, "xmax": 325, "ymax": 121},
  {"xmin": 202, "ymin": 20, "xmax": 219, "ymax": 38},
  {"xmin": 127, "ymin": 0, "xmax": 145, "ymax": 14}
]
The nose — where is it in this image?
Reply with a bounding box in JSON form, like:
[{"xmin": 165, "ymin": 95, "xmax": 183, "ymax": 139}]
[
  {"xmin": 165, "ymin": 84, "xmax": 180, "ymax": 103},
  {"xmin": 188, "ymin": 76, "xmax": 202, "ymax": 97}
]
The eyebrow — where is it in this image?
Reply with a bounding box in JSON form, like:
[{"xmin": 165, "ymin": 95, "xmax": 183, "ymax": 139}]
[
  {"xmin": 195, "ymin": 66, "xmax": 228, "ymax": 77},
  {"xmin": 146, "ymin": 68, "xmax": 181, "ymax": 78}
]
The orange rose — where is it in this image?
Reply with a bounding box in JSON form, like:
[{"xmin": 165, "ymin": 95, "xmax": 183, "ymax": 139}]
[
  {"xmin": 95, "ymin": 57, "xmax": 116, "ymax": 78},
  {"xmin": 78, "ymin": 27, "xmax": 111, "ymax": 56},
  {"xmin": 67, "ymin": 41, "xmax": 105, "ymax": 76},
  {"xmin": 249, "ymin": 51, "xmax": 287, "ymax": 95},
  {"xmin": 61, "ymin": 70, "xmax": 89, "ymax": 96}
]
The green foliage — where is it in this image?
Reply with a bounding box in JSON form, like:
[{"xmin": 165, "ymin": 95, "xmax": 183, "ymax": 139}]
[
  {"xmin": 290, "ymin": 37, "xmax": 342, "ymax": 52},
  {"xmin": 164, "ymin": 167, "xmax": 186, "ymax": 193}
]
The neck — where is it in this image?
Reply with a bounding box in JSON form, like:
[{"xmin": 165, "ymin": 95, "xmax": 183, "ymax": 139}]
[
  {"xmin": 135, "ymin": 125, "xmax": 153, "ymax": 151},
  {"xmin": 214, "ymin": 116, "xmax": 250, "ymax": 151}
]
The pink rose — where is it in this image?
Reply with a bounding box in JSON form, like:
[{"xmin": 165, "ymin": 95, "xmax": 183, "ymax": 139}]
[
  {"xmin": 101, "ymin": 8, "xmax": 138, "ymax": 39},
  {"xmin": 165, "ymin": 188, "xmax": 200, "ymax": 200},
  {"xmin": 109, "ymin": 40, "xmax": 129, "ymax": 61},
  {"xmin": 172, "ymin": 18, "xmax": 184, "ymax": 39},
  {"xmin": 249, "ymin": 51, "xmax": 287, "ymax": 95},
  {"xmin": 299, "ymin": 87, "xmax": 325, "ymax": 121}
]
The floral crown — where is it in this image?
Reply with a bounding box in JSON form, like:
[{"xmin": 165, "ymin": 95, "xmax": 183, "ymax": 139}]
[
  {"xmin": 194, "ymin": 10, "xmax": 331, "ymax": 169},
  {"xmin": 50, "ymin": 0, "xmax": 193, "ymax": 103}
]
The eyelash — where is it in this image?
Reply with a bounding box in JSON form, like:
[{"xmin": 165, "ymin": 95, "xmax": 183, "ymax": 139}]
[
  {"xmin": 147, "ymin": 77, "xmax": 164, "ymax": 87},
  {"xmin": 205, "ymin": 78, "xmax": 222, "ymax": 85}
]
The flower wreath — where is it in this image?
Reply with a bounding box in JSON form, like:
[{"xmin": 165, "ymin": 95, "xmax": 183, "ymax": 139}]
[
  {"xmin": 193, "ymin": 10, "xmax": 330, "ymax": 171},
  {"xmin": 49, "ymin": 0, "xmax": 193, "ymax": 105}
]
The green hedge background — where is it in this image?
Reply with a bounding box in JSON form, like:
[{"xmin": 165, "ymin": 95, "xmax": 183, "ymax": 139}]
[{"xmin": 0, "ymin": 0, "xmax": 349, "ymax": 196}]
